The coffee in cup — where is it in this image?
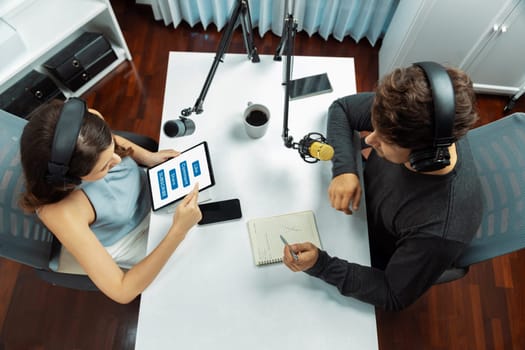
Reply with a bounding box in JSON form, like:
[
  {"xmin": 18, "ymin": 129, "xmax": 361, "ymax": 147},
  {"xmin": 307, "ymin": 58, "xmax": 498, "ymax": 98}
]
[{"xmin": 243, "ymin": 102, "xmax": 270, "ymax": 139}]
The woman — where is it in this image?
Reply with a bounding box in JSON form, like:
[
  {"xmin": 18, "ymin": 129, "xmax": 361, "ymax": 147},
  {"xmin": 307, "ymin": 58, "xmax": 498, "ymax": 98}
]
[{"xmin": 19, "ymin": 98, "xmax": 202, "ymax": 304}]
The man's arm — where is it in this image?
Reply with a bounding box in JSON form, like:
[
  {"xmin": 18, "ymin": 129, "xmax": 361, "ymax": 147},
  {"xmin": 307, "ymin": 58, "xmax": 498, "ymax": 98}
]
[
  {"xmin": 327, "ymin": 93, "xmax": 375, "ymax": 177},
  {"xmin": 304, "ymin": 236, "xmax": 465, "ymax": 311},
  {"xmin": 327, "ymin": 93, "xmax": 375, "ymax": 214}
]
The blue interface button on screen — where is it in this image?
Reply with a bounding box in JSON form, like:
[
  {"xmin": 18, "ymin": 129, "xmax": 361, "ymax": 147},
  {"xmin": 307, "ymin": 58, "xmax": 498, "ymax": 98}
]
[
  {"xmin": 192, "ymin": 160, "xmax": 201, "ymax": 176},
  {"xmin": 180, "ymin": 161, "xmax": 190, "ymax": 187},
  {"xmin": 169, "ymin": 168, "xmax": 178, "ymax": 190},
  {"xmin": 157, "ymin": 170, "xmax": 168, "ymax": 199}
]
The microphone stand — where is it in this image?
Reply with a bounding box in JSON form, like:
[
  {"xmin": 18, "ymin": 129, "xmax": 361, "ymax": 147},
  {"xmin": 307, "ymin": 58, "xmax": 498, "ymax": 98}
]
[
  {"xmin": 180, "ymin": 0, "xmax": 260, "ymax": 118},
  {"xmin": 274, "ymin": 3, "xmax": 329, "ymax": 163},
  {"xmin": 274, "ymin": 6, "xmax": 297, "ymax": 150}
]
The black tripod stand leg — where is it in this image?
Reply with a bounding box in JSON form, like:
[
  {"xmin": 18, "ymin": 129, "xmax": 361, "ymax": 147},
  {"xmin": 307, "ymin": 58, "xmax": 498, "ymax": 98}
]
[
  {"xmin": 239, "ymin": 0, "xmax": 260, "ymax": 62},
  {"xmin": 274, "ymin": 33, "xmax": 285, "ymax": 61},
  {"xmin": 274, "ymin": 14, "xmax": 297, "ymax": 62},
  {"xmin": 273, "ymin": 14, "xmax": 289, "ymax": 61}
]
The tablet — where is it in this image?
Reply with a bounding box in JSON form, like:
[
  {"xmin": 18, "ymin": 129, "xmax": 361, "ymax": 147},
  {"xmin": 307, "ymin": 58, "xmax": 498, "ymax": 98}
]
[{"xmin": 147, "ymin": 141, "xmax": 215, "ymax": 211}]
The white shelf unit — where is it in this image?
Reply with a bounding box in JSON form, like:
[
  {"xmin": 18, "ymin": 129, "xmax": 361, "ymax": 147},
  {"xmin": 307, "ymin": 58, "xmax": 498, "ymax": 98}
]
[{"xmin": 0, "ymin": 0, "xmax": 130, "ymax": 98}]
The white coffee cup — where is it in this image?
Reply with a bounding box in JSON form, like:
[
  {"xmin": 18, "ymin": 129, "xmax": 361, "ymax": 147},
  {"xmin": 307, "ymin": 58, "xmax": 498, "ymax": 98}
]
[{"xmin": 243, "ymin": 102, "xmax": 270, "ymax": 139}]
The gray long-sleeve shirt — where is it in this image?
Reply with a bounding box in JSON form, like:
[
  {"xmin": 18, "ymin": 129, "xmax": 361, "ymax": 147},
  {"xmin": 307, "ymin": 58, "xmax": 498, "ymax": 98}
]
[{"xmin": 305, "ymin": 93, "xmax": 483, "ymax": 311}]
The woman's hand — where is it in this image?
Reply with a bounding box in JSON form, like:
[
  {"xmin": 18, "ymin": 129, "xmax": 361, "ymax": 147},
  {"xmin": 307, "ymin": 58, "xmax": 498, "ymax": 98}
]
[
  {"xmin": 112, "ymin": 134, "xmax": 180, "ymax": 167},
  {"xmin": 143, "ymin": 149, "xmax": 180, "ymax": 167},
  {"xmin": 328, "ymin": 173, "xmax": 362, "ymax": 215},
  {"xmin": 170, "ymin": 184, "xmax": 202, "ymax": 237}
]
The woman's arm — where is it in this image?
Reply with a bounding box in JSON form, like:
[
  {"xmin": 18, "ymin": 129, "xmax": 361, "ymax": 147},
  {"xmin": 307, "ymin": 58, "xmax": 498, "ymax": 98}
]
[
  {"xmin": 39, "ymin": 185, "xmax": 201, "ymax": 304},
  {"xmin": 88, "ymin": 109, "xmax": 178, "ymax": 167},
  {"xmin": 113, "ymin": 134, "xmax": 179, "ymax": 167}
]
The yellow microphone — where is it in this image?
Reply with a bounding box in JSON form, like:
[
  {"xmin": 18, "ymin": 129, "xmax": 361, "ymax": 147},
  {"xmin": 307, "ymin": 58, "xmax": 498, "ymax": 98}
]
[
  {"xmin": 308, "ymin": 141, "xmax": 335, "ymax": 161},
  {"xmin": 297, "ymin": 132, "xmax": 334, "ymax": 163}
]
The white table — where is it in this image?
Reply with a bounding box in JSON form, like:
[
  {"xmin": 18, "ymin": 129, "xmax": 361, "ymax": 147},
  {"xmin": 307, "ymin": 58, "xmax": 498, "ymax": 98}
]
[{"xmin": 135, "ymin": 52, "xmax": 378, "ymax": 350}]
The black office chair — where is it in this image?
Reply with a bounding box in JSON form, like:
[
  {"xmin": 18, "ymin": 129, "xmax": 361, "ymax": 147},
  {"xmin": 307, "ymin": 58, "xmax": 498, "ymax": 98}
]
[
  {"xmin": 0, "ymin": 109, "xmax": 158, "ymax": 291},
  {"xmin": 435, "ymin": 112, "xmax": 525, "ymax": 283}
]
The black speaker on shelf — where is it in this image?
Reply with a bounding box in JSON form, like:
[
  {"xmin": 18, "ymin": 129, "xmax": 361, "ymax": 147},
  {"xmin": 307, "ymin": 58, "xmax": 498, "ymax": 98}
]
[
  {"xmin": 0, "ymin": 70, "xmax": 65, "ymax": 119},
  {"xmin": 43, "ymin": 32, "xmax": 117, "ymax": 92}
]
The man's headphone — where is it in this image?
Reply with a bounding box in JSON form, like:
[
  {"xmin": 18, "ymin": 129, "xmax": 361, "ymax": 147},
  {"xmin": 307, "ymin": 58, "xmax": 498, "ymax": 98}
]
[
  {"xmin": 46, "ymin": 98, "xmax": 87, "ymax": 186},
  {"xmin": 409, "ymin": 62, "xmax": 456, "ymax": 172}
]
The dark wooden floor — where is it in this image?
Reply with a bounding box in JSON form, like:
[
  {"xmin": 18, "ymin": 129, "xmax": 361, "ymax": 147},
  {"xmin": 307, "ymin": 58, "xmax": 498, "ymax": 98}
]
[{"xmin": 2, "ymin": 0, "xmax": 525, "ymax": 349}]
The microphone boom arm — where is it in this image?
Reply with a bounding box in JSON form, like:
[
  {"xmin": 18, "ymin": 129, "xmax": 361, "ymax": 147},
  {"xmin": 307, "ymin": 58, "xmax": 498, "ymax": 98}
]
[{"xmin": 182, "ymin": 0, "xmax": 260, "ymax": 117}]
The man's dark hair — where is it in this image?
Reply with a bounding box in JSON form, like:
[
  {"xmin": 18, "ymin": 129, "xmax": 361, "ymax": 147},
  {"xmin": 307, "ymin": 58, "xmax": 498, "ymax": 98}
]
[{"xmin": 371, "ymin": 65, "xmax": 478, "ymax": 149}]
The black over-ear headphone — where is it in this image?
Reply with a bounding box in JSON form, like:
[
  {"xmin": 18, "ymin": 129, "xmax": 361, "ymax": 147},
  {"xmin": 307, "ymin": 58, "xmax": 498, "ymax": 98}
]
[
  {"xmin": 46, "ymin": 98, "xmax": 87, "ymax": 185},
  {"xmin": 409, "ymin": 62, "xmax": 456, "ymax": 172}
]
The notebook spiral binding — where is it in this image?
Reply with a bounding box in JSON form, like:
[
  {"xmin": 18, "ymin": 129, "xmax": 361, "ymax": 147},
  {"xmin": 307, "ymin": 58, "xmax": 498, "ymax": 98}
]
[{"xmin": 257, "ymin": 257, "xmax": 283, "ymax": 266}]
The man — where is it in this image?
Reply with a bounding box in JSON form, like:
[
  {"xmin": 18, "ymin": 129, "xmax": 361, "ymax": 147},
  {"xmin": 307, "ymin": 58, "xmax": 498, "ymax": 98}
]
[{"xmin": 283, "ymin": 63, "xmax": 483, "ymax": 311}]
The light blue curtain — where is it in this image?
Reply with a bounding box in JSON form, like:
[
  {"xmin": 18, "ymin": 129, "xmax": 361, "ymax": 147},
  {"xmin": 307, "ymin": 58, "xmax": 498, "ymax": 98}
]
[{"xmin": 142, "ymin": 0, "xmax": 399, "ymax": 46}]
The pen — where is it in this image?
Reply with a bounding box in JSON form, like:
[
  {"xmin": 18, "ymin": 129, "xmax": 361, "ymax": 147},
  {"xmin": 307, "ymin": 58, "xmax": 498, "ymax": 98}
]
[{"xmin": 280, "ymin": 234, "xmax": 299, "ymax": 261}]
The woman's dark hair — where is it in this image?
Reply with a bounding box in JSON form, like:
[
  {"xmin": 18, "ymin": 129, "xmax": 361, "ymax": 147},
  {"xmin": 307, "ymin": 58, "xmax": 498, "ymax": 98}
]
[
  {"xmin": 19, "ymin": 99, "xmax": 131, "ymax": 212},
  {"xmin": 371, "ymin": 65, "xmax": 478, "ymax": 149}
]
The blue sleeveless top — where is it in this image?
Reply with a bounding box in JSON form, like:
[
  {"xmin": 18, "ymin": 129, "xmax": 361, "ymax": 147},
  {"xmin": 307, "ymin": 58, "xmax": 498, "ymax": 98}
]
[{"xmin": 81, "ymin": 156, "xmax": 151, "ymax": 246}]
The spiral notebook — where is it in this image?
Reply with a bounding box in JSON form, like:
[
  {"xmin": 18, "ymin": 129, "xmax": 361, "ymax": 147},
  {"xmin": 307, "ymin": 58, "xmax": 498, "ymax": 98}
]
[{"xmin": 247, "ymin": 210, "xmax": 322, "ymax": 266}]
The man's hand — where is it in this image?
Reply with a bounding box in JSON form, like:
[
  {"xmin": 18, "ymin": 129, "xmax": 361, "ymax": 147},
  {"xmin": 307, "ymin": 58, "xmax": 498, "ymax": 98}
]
[
  {"xmin": 328, "ymin": 173, "xmax": 362, "ymax": 215},
  {"xmin": 283, "ymin": 242, "xmax": 319, "ymax": 272}
]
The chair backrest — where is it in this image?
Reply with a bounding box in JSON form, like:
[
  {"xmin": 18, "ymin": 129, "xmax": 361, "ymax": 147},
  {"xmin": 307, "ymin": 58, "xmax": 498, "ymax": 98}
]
[
  {"xmin": 456, "ymin": 112, "xmax": 525, "ymax": 267},
  {"xmin": 0, "ymin": 109, "xmax": 54, "ymax": 269}
]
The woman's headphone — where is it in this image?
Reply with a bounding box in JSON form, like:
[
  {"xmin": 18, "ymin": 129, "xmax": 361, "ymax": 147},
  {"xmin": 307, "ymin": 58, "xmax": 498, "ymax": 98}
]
[{"xmin": 46, "ymin": 98, "xmax": 86, "ymax": 185}]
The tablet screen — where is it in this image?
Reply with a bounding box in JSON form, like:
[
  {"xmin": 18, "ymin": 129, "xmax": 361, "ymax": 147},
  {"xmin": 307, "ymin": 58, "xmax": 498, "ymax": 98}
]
[{"xmin": 147, "ymin": 141, "xmax": 215, "ymax": 211}]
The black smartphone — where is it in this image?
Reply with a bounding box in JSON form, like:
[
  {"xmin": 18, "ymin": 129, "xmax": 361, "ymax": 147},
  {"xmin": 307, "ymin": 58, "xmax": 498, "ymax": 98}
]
[
  {"xmin": 289, "ymin": 73, "xmax": 333, "ymax": 100},
  {"xmin": 198, "ymin": 199, "xmax": 242, "ymax": 225}
]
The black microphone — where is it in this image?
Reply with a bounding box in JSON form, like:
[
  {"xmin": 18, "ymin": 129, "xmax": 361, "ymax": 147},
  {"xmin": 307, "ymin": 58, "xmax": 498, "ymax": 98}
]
[
  {"xmin": 295, "ymin": 132, "xmax": 334, "ymax": 163},
  {"xmin": 163, "ymin": 117, "xmax": 196, "ymax": 138}
]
